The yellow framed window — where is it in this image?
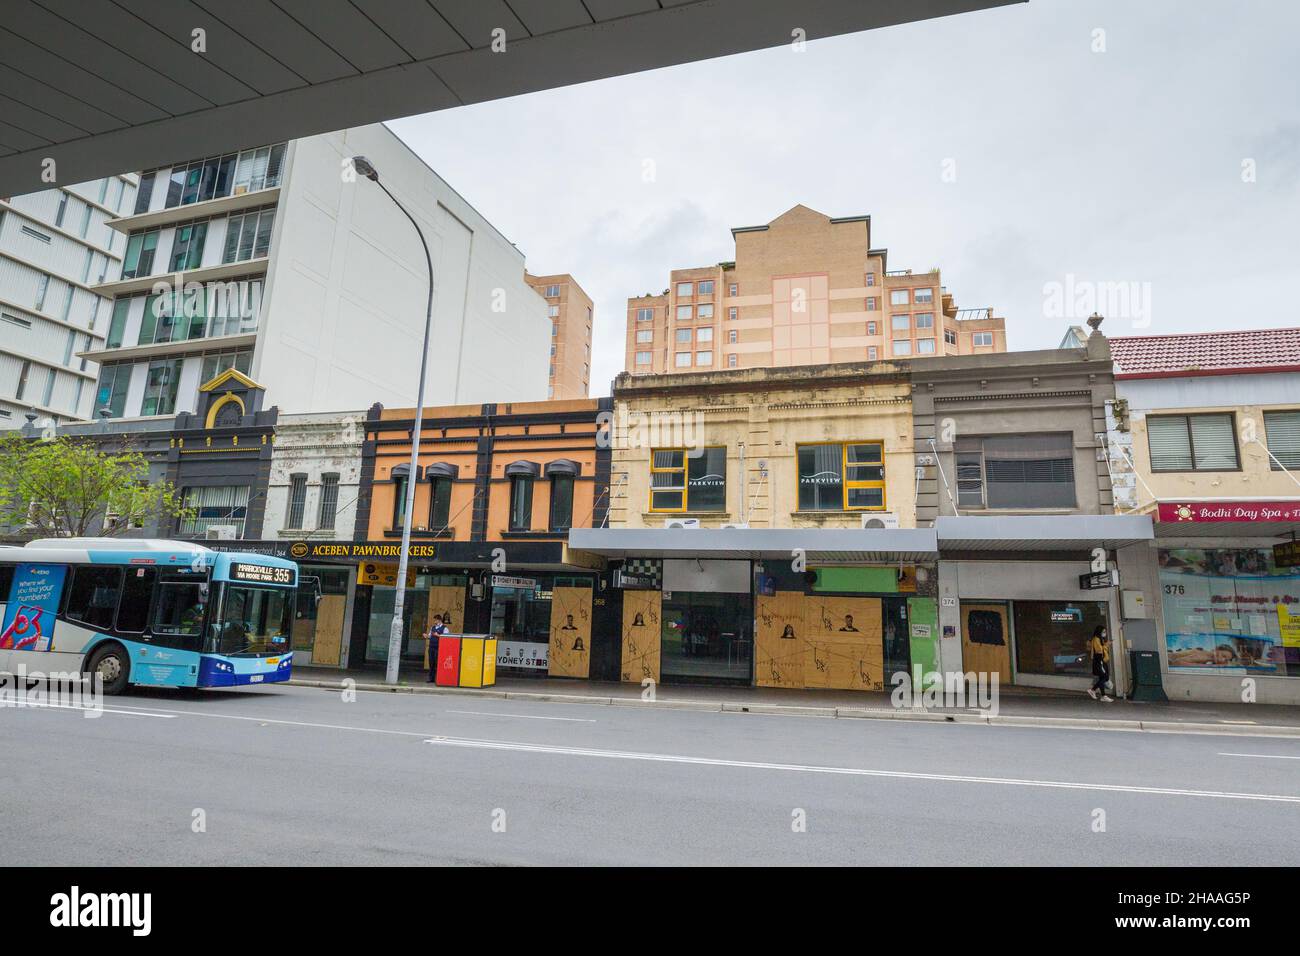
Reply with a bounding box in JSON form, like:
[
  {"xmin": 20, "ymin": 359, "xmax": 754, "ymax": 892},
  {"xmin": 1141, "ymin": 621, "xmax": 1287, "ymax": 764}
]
[
  {"xmin": 650, "ymin": 447, "xmax": 727, "ymax": 512},
  {"xmin": 796, "ymin": 441, "xmax": 885, "ymax": 511}
]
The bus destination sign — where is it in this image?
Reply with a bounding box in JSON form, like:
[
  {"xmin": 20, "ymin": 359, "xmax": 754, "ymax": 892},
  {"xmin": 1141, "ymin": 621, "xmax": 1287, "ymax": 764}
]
[{"xmin": 230, "ymin": 563, "xmax": 294, "ymax": 585}]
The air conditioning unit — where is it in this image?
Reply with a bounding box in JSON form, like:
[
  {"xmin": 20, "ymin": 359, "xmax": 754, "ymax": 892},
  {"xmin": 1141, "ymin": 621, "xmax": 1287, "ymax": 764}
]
[
  {"xmin": 205, "ymin": 525, "xmax": 238, "ymax": 540},
  {"xmin": 663, "ymin": 518, "xmax": 701, "ymax": 530},
  {"xmin": 861, "ymin": 512, "xmax": 900, "ymax": 530},
  {"xmin": 721, "ymin": 522, "xmax": 749, "ymax": 529}
]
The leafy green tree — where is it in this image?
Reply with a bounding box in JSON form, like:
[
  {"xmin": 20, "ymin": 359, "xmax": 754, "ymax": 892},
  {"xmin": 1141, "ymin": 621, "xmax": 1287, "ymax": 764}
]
[{"xmin": 0, "ymin": 433, "xmax": 192, "ymax": 539}]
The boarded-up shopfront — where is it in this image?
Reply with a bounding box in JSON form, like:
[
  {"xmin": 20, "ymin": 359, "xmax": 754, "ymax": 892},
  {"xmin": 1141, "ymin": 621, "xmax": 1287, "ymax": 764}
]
[{"xmin": 570, "ymin": 527, "xmax": 941, "ymax": 691}]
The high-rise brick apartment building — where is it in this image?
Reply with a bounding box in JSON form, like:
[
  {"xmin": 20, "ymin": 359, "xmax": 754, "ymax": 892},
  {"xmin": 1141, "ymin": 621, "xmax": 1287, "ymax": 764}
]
[
  {"xmin": 624, "ymin": 205, "xmax": 1006, "ymax": 375},
  {"xmin": 528, "ymin": 272, "xmax": 593, "ymax": 399}
]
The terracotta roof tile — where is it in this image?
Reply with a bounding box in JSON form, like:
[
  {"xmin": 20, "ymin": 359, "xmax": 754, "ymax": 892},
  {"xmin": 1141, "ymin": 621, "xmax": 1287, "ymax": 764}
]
[{"xmin": 1109, "ymin": 328, "xmax": 1300, "ymax": 377}]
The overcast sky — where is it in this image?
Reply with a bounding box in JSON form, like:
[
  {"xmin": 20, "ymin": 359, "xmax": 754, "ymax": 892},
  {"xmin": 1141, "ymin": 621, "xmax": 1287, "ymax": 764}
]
[{"xmin": 389, "ymin": 0, "xmax": 1300, "ymax": 396}]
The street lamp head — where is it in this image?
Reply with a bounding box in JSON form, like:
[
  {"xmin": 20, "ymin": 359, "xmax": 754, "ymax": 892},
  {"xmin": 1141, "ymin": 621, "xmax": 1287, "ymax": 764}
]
[{"xmin": 351, "ymin": 155, "xmax": 379, "ymax": 182}]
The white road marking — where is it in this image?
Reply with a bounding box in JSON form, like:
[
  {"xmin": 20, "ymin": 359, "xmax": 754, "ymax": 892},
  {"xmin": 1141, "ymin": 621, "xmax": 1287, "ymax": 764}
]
[
  {"xmin": 422, "ymin": 736, "xmax": 1300, "ymax": 804},
  {"xmin": 8, "ymin": 701, "xmax": 175, "ymax": 718},
  {"xmin": 1218, "ymin": 752, "xmax": 1300, "ymax": 760},
  {"xmin": 446, "ymin": 709, "xmax": 595, "ymax": 722}
]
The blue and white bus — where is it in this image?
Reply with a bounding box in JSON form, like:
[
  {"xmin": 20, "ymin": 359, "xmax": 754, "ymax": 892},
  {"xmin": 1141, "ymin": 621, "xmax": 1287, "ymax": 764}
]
[{"xmin": 0, "ymin": 539, "xmax": 298, "ymax": 694}]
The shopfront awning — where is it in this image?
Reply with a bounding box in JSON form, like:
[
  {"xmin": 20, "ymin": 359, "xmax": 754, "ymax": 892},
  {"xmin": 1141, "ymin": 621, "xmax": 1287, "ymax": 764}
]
[
  {"xmin": 934, "ymin": 514, "xmax": 1155, "ymax": 551},
  {"xmin": 567, "ymin": 527, "xmax": 939, "ymax": 564}
]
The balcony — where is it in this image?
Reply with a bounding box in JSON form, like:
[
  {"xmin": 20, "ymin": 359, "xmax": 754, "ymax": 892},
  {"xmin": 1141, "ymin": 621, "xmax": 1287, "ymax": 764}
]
[
  {"xmin": 79, "ymin": 330, "xmax": 257, "ymax": 364},
  {"xmin": 107, "ymin": 186, "xmax": 280, "ymax": 234},
  {"xmin": 91, "ymin": 257, "xmax": 270, "ymax": 298}
]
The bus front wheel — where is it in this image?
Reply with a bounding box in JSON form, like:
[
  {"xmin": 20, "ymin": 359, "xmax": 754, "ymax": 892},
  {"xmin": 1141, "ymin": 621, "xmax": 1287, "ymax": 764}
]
[{"xmin": 85, "ymin": 644, "xmax": 130, "ymax": 696}]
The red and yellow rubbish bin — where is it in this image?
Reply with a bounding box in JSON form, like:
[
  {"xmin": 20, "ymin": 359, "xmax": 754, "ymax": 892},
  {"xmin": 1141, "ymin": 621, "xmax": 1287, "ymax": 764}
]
[{"xmin": 434, "ymin": 634, "xmax": 498, "ymax": 688}]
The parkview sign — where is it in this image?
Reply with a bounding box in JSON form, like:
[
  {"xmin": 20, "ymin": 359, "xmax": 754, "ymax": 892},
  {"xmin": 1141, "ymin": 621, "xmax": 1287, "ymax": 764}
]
[{"xmin": 1157, "ymin": 501, "xmax": 1300, "ymax": 523}]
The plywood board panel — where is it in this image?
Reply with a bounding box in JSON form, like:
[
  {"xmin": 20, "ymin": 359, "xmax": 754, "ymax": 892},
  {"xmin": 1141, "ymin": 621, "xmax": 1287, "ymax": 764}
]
[
  {"xmin": 548, "ymin": 586, "xmax": 593, "ymax": 678},
  {"xmin": 755, "ymin": 591, "xmax": 805, "ymax": 688},
  {"xmin": 425, "ymin": 584, "xmax": 467, "ymax": 667},
  {"xmin": 960, "ymin": 602, "xmax": 1011, "ymax": 685},
  {"xmin": 803, "ymin": 595, "xmax": 883, "ymax": 690},
  {"xmin": 310, "ymin": 594, "xmax": 346, "ymax": 666},
  {"xmin": 620, "ymin": 590, "xmax": 661, "ymax": 684}
]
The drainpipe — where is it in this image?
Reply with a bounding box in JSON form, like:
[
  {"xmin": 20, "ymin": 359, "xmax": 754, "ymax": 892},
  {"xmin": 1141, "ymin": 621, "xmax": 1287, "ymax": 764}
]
[{"xmin": 738, "ymin": 442, "xmax": 747, "ymax": 524}]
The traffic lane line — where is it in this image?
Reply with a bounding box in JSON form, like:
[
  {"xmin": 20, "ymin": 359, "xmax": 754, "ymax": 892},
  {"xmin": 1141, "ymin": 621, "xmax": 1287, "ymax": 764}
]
[
  {"xmin": 1218, "ymin": 751, "xmax": 1300, "ymax": 760},
  {"xmin": 3, "ymin": 701, "xmax": 175, "ymax": 718},
  {"xmin": 445, "ymin": 709, "xmax": 596, "ymax": 722},
  {"xmin": 422, "ymin": 735, "xmax": 1300, "ymax": 804}
]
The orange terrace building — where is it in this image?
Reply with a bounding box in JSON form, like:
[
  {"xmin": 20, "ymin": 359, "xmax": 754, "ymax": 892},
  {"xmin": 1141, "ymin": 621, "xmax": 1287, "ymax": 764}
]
[{"xmin": 341, "ymin": 397, "xmax": 621, "ymax": 678}]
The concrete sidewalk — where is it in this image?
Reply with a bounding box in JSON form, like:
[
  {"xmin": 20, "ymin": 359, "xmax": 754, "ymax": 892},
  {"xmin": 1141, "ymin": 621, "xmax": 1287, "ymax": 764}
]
[{"xmin": 288, "ymin": 665, "xmax": 1300, "ymax": 737}]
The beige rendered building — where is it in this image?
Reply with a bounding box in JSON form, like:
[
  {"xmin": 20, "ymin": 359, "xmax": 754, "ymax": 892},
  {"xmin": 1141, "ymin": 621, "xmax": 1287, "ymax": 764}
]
[
  {"xmin": 624, "ymin": 204, "xmax": 1006, "ymax": 376},
  {"xmin": 528, "ymin": 272, "xmax": 593, "ymax": 399},
  {"xmin": 606, "ymin": 361, "xmax": 916, "ymax": 531}
]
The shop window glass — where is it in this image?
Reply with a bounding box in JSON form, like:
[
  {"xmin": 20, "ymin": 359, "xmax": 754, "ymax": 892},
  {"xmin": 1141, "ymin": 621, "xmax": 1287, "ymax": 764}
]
[
  {"xmin": 660, "ymin": 591, "xmax": 753, "ymax": 683},
  {"xmin": 1013, "ymin": 601, "xmax": 1107, "ymax": 676},
  {"xmin": 1159, "ymin": 547, "xmax": 1300, "ymax": 676}
]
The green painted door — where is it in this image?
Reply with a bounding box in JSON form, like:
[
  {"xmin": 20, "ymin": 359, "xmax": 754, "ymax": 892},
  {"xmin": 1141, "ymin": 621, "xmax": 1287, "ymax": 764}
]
[{"xmin": 907, "ymin": 597, "xmax": 939, "ymax": 682}]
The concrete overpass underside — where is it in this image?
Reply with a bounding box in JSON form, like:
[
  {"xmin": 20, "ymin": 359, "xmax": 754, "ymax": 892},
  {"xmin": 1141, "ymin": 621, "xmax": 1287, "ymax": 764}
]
[{"xmin": 0, "ymin": 0, "xmax": 1020, "ymax": 194}]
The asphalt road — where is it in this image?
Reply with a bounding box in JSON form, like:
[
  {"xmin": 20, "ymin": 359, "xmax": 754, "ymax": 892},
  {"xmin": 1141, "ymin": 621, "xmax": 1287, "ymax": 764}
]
[{"xmin": 2, "ymin": 683, "xmax": 1298, "ymax": 866}]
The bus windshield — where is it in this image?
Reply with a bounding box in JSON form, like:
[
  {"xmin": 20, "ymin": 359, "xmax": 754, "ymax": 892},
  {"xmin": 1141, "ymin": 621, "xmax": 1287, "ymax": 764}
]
[{"xmin": 208, "ymin": 583, "xmax": 293, "ymax": 657}]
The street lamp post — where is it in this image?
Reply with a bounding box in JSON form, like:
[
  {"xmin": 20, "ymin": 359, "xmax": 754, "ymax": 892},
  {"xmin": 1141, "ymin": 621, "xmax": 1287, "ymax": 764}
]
[{"xmin": 351, "ymin": 155, "xmax": 435, "ymax": 686}]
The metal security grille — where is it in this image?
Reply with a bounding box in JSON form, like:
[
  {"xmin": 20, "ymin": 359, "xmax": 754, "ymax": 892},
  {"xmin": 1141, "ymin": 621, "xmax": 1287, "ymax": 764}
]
[
  {"xmin": 317, "ymin": 474, "xmax": 340, "ymax": 530},
  {"xmin": 286, "ymin": 474, "xmax": 307, "ymax": 529}
]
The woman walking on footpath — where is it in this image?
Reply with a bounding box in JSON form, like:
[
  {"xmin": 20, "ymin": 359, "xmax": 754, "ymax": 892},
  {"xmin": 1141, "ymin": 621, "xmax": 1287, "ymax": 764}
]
[{"xmin": 1087, "ymin": 624, "xmax": 1113, "ymax": 702}]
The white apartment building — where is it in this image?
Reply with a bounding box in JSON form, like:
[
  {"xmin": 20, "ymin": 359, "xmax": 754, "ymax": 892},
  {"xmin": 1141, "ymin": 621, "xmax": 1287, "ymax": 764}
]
[
  {"xmin": 0, "ymin": 174, "xmax": 135, "ymax": 426},
  {"xmin": 70, "ymin": 123, "xmax": 550, "ymax": 421}
]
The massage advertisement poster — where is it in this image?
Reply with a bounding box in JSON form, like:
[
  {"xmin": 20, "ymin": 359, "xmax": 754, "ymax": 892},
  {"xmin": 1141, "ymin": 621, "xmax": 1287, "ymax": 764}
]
[{"xmin": 1158, "ymin": 548, "xmax": 1300, "ymax": 675}]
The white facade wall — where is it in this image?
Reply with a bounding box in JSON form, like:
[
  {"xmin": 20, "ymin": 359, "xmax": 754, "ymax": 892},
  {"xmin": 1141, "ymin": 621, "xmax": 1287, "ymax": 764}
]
[
  {"xmin": 1118, "ymin": 371, "xmax": 1300, "ymax": 412},
  {"xmin": 0, "ymin": 176, "xmax": 134, "ymax": 426},
  {"xmin": 253, "ymin": 125, "xmax": 549, "ymax": 411},
  {"xmin": 261, "ymin": 411, "xmax": 366, "ymax": 541},
  {"xmin": 79, "ymin": 123, "xmax": 548, "ymax": 422}
]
